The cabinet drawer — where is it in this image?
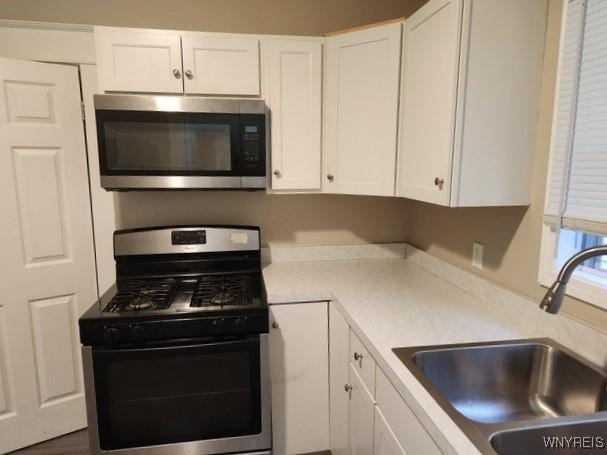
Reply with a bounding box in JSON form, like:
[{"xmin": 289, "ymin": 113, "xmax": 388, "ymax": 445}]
[
  {"xmin": 349, "ymin": 330, "xmax": 376, "ymax": 395},
  {"xmin": 376, "ymin": 368, "xmax": 442, "ymax": 455}
]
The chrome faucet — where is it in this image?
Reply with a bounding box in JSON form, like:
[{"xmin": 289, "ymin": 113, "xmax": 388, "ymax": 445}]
[{"xmin": 540, "ymin": 245, "xmax": 607, "ymax": 314}]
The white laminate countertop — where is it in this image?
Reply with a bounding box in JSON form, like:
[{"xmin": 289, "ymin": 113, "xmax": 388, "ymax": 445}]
[{"xmin": 261, "ymin": 246, "xmax": 607, "ymax": 455}]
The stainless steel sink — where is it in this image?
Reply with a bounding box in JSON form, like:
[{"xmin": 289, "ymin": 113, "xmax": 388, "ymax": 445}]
[{"xmin": 393, "ymin": 339, "xmax": 607, "ymax": 454}]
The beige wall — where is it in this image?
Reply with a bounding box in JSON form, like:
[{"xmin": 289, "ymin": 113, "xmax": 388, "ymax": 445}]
[
  {"xmin": 115, "ymin": 192, "xmax": 409, "ymax": 246},
  {"xmin": 0, "ymin": 0, "xmax": 427, "ymax": 35},
  {"xmin": 406, "ymin": 0, "xmax": 607, "ymax": 333}
]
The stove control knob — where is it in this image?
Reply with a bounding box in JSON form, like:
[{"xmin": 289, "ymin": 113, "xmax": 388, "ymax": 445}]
[
  {"xmin": 233, "ymin": 317, "xmax": 247, "ymax": 333},
  {"xmin": 129, "ymin": 324, "xmax": 145, "ymax": 341},
  {"xmin": 213, "ymin": 318, "xmax": 225, "ymax": 333},
  {"xmin": 103, "ymin": 326, "xmax": 119, "ymax": 343}
]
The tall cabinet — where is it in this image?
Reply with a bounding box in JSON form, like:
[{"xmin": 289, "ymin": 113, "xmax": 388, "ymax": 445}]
[
  {"xmin": 263, "ymin": 38, "xmax": 323, "ymax": 191},
  {"xmin": 323, "ymin": 22, "xmax": 402, "ymax": 196}
]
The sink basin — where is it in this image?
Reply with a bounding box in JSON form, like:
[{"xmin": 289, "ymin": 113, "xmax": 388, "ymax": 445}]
[
  {"xmin": 490, "ymin": 420, "xmax": 607, "ymax": 455},
  {"xmin": 393, "ymin": 339, "xmax": 607, "ymax": 454},
  {"xmin": 410, "ymin": 342, "xmax": 605, "ymax": 424}
]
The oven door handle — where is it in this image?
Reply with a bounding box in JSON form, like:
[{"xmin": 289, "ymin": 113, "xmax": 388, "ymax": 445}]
[{"xmin": 92, "ymin": 337, "xmax": 260, "ymax": 357}]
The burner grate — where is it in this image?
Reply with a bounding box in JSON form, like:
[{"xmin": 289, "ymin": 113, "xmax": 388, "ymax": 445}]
[
  {"xmin": 191, "ymin": 274, "xmax": 253, "ymax": 307},
  {"xmin": 103, "ymin": 278, "xmax": 177, "ymax": 313}
]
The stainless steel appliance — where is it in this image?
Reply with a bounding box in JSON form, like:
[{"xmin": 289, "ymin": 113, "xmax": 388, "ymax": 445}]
[
  {"xmin": 94, "ymin": 95, "xmax": 267, "ymax": 190},
  {"xmin": 79, "ymin": 226, "xmax": 271, "ymax": 455}
]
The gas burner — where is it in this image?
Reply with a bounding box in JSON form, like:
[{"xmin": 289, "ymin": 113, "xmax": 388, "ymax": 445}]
[
  {"xmin": 103, "ymin": 278, "xmax": 177, "ymax": 313},
  {"xmin": 127, "ymin": 296, "xmax": 155, "ymax": 311},
  {"xmin": 191, "ymin": 274, "xmax": 252, "ymax": 308}
]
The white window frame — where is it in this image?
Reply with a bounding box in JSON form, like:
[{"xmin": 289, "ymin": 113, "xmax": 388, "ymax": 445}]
[
  {"xmin": 538, "ymin": 0, "xmax": 607, "ymax": 311},
  {"xmin": 539, "ymin": 224, "xmax": 607, "ymax": 310}
]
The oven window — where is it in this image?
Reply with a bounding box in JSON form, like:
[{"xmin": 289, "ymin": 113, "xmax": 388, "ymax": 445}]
[
  {"xmin": 96, "ymin": 111, "xmax": 239, "ymax": 173},
  {"xmin": 92, "ymin": 337, "xmax": 262, "ymax": 450}
]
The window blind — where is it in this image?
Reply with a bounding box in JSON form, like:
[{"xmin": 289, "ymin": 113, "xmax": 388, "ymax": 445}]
[{"xmin": 545, "ymin": 0, "xmax": 607, "ymax": 235}]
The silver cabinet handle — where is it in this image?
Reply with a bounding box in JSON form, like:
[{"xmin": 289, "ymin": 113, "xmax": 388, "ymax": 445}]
[
  {"xmin": 344, "ymin": 384, "xmax": 352, "ymax": 392},
  {"xmin": 271, "ymin": 321, "xmax": 279, "ymax": 329},
  {"xmin": 327, "ymin": 174, "xmax": 334, "ymax": 182},
  {"xmin": 185, "ymin": 69, "xmax": 194, "ymax": 79},
  {"xmin": 172, "ymin": 68, "xmax": 181, "ymax": 79},
  {"xmin": 353, "ymin": 352, "xmax": 363, "ymax": 362},
  {"xmin": 434, "ymin": 177, "xmax": 445, "ymax": 189},
  {"xmin": 273, "ymin": 170, "xmax": 281, "ymax": 177}
]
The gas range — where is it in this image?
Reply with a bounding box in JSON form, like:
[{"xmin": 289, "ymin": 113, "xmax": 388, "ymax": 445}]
[
  {"xmin": 79, "ymin": 226, "xmax": 269, "ymax": 346},
  {"xmin": 78, "ymin": 226, "xmax": 271, "ymax": 455}
]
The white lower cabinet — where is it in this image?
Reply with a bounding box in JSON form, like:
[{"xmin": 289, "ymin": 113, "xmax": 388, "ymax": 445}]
[
  {"xmin": 269, "ymin": 302, "xmax": 329, "ymax": 455},
  {"xmin": 328, "ymin": 303, "xmax": 442, "ymax": 455},
  {"xmin": 374, "ymin": 407, "xmax": 407, "ymax": 455},
  {"xmin": 348, "ymin": 364, "xmax": 376, "ymax": 454}
]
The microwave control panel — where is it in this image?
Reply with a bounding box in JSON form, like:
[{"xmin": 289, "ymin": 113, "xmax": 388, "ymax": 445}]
[{"xmin": 240, "ymin": 114, "xmax": 266, "ymax": 174}]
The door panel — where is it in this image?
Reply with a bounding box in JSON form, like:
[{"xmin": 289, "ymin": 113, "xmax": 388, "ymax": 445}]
[
  {"xmin": 0, "ymin": 57, "xmax": 97, "ymax": 453},
  {"xmin": 265, "ymin": 39, "xmax": 322, "ymax": 191},
  {"xmin": 349, "ymin": 364, "xmax": 375, "ymax": 455},
  {"xmin": 324, "ymin": 23, "xmax": 402, "ymax": 196},
  {"xmin": 269, "ymin": 302, "xmax": 329, "ymax": 454},
  {"xmin": 397, "ymin": 0, "xmax": 463, "ymax": 205},
  {"xmin": 29, "ymin": 295, "xmax": 79, "ymax": 405},
  {"xmin": 329, "ymin": 304, "xmax": 350, "ymax": 455},
  {"xmin": 95, "ymin": 27, "xmax": 184, "ymax": 93},
  {"xmin": 374, "ymin": 407, "xmax": 407, "ymax": 455},
  {"xmin": 182, "ymin": 35, "xmax": 260, "ymax": 95}
]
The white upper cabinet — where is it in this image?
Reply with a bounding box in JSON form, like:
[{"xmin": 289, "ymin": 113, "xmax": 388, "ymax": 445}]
[
  {"xmin": 397, "ymin": 0, "xmax": 548, "ymax": 207},
  {"xmin": 398, "ymin": 0, "xmax": 462, "ymax": 206},
  {"xmin": 264, "ymin": 38, "xmax": 322, "ymax": 191},
  {"xmin": 323, "ymin": 22, "xmax": 402, "ymax": 196},
  {"xmin": 95, "ymin": 27, "xmax": 184, "ymax": 93},
  {"xmin": 182, "ymin": 35, "xmax": 260, "ymax": 95},
  {"xmin": 95, "ymin": 27, "xmax": 260, "ymax": 96}
]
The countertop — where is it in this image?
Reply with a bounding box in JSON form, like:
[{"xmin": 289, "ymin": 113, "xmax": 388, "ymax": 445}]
[{"xmin": 261, "ymin": 245, "xmax": 607, "ymax": 454}]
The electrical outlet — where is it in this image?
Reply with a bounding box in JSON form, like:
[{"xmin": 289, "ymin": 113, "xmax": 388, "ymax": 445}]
[{"xmin": 472, "ymin": 242, "xmax": 484, "ymax": 270}]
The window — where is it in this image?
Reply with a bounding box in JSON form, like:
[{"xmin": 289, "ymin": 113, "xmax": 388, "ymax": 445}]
[{"xmin": 539, "ymin": 0, "xmax": 607, "ymax": 309}]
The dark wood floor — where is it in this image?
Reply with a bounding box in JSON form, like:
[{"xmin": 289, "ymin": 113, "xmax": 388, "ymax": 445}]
[{"xmin": 10, "ymin": 430, "xmax": 89, "ymax": 455}]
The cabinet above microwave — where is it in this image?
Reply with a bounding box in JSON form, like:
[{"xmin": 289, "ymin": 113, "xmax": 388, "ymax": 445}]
[{"xmin": 94, "ymin": 95, "xmax": 267, "ymax": 191}]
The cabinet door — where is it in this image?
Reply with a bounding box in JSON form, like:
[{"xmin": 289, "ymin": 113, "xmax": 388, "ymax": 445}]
[
  {"xmin": 182, "ymin": 35, "xmax": 260, "ymax": 95},
  {"xmin": 324, "ymin": 23, "xmax": 402, "ymax": 196},
  {"xmin": 397, "ymin": 0, "xmax": 463, "ymax": 205},
  {"xmin": 348, "ymin": 364, "xmax": 375, "ymax": 455},
  {"xmin": 269, "ymin": 302, "xmax": 329, "ymax": 454},
  {"xmin": 95, "ymin": 27, "xmax": 184, "ymax": 93},
  {"xmin": 329, "ymin": 304, "xmax": 350, "ymax": 455},
  {"xmin": 374, "ymin": 407, "xmax": 408, "ymax": 455},
  {"xmin": 264, "ymin": 39, "xmax": 322, "ymax": 191}
]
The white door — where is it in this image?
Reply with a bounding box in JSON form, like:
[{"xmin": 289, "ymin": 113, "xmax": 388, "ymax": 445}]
[
  {"xmin": 95, "ymin": 26, "xmax": 184, "ymax": 93},
  {"xmin": 324, "ymin": 23, "xmax": 402, "ymax": 196},
  {"xmin": 374, "ymin": 407, "xmax": 407, "ymax": 455},
  {"xmin": 0, "ymin": 57, "xmax": 97, "ymax": 453},
  {"xmin": 264, "ymin": 39, "xmax": 322, "ymax": 191},
  {"xmin": 397, "ymin": 0, "xmax": 463, "ymax": 205},
  {"xmin": 348, "ymin": 364, "xmax": 375, "ymax": 455},
  {"xmin": 329, "ymin": 304, "xmax": 350, "ymax": 455},
  {"xmin": 269, "ymin": 302, "xmax": 329, "ymax": 454},
  {"xmin": 182, "ymin": 35, "xmax": 260, "ymax": 95}
]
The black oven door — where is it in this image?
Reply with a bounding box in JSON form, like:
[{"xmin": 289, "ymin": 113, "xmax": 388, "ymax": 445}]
[{"xmin": 86, "ymin": 335, "xmax": 271, "ymax": 453}]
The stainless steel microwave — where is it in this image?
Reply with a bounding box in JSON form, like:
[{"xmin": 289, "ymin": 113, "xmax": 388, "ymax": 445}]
[{"xmin": 94, "ymin": 94, "xmax": 267, "ymax": 190}]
